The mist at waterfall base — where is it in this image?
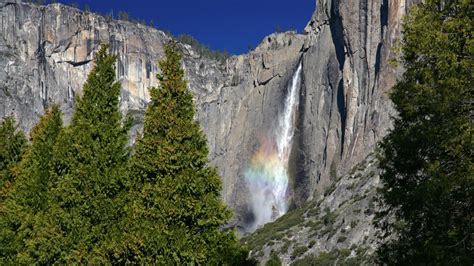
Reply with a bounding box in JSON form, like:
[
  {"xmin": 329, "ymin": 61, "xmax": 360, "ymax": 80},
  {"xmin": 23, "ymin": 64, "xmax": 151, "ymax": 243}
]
[
  {"xmin": 244, "ymin": 62, "xmax": 303, "ymax": 231},
  {"xmin": 244, "ymin": 137, "xmax": 288, "ymax": 231}
]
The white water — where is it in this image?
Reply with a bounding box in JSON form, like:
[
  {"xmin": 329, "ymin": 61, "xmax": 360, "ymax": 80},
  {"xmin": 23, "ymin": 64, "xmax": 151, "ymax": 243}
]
[
  {"xmin": 244, "ymin": 61, "xmax": 303, "ymax": 231},
  {"xmin": 277, "ymin": 62, "xmax": 303, "ymax": 164}
]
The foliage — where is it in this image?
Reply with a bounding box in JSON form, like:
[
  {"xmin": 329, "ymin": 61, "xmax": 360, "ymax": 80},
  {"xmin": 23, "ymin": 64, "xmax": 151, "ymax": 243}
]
[
  {"xmin": 306, "ymin": 204, "xmax": 321, "ymax": 217},
  {"xmin": 292, "ymin": 248, "xmax": 370, "ymax": 266},
  {"xmin": 48, "ymin": 44, "xmax": 130, "ymax": 263},
  {"xmin": 266, "ymin": 251, "xmax": 282, "ymax": 266},
  {"xmin": 243, "ymin": 207, "xmax": 305, "ymax": 250},
  {"xmin": 377, "ymin": 0, "xmax": 473, "ymax": 264},
  {"xmin": 14, "ymin": 106, "xmax": 63, "ymax": 211},
  {"xmin": 111, "ymin": 41, "xmax": 249, "ymax": 264},
  {"xmin": 292, "ymin": 251, "xmax": 338, "ymax": 266},
  {"xmin": 118, "ymin": 11, "xmax": 129, "ymax": 21},
  {"xmin": 323, "ymin": 182, "xmax": 337, "ymax": 196},
  {"xmin": 291, "ymin": 245, "xmax": 309, "ymax": 259},
  {"xmin": 0, "ymin": 106, "xmax": 63, "ymax": 263},
  {"xmin": 176, "ymin": 34, "xmax": 231, "ymax": 62},
  {"xmin": 322, "ymin": 207, "xmax": 336, "ymax": 226},
  {"xmin": 0, "ymin": 116, "xmax": 27, "ymax": 262},
  {"xmin": 329, "ymin": 160, "xmax": 338, "ymax": 181},
  {"xmin": 0, "ymin": 116, "xmax": 27, "ymax": 200},
  {"xmin": 280, "ymin": 240, "xmax": 291, "ymax": 253},
  {"xmin": 337, "ymin": 236, "xmax": 347, "ymax": 243},
  {"xmin": 1, "ymin": 44, "xmax": 131, "ymax": 264}
]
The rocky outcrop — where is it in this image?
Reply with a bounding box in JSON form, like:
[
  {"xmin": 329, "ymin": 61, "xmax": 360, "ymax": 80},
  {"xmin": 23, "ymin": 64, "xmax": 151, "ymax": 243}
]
[{"xmin": 0, "ymin": 0, "xmax": 418, "ymax": 235}]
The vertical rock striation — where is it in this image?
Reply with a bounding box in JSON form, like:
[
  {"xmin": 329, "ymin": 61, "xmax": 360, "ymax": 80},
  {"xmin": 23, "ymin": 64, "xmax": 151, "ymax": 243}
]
[{"xmin": 294, "ymin": 0, "xmax": 418, "ymax": 202}]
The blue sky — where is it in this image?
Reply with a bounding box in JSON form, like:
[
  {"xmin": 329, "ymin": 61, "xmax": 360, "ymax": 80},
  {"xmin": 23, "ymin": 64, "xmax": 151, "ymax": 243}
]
[{"xmin": 56, "ymin": 0, "xmax": 315, "ymax": 54}]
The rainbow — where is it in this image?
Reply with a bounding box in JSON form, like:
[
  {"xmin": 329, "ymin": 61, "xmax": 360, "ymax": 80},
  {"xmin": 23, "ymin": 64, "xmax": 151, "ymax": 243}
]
[
  {"xmin": 244, "ymin": 61, "xmax": 302, "ymax": 231},
  {"xmin": 244, "ymin": 136, "xmax": 289, "ymax": 231}
]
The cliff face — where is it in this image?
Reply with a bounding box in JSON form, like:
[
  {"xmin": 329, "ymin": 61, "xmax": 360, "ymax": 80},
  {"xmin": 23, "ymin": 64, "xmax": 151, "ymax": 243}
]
[
  {"xmin": 295, "ymin": 0, "xmax": 415, "ymax": 200},
  {"xmin": 0, "ymin": 0, "xmax": 227, "ymax": 138},
  {"xmin": 0, "ymin": 0, "xmax": 416, "ymax": 234}
]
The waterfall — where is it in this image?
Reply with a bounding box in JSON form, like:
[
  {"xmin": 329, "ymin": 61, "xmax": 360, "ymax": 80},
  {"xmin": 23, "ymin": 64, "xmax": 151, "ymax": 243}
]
[{"xmin": 244, "ymin": 61, "xmax": 303, "ymax": 231}]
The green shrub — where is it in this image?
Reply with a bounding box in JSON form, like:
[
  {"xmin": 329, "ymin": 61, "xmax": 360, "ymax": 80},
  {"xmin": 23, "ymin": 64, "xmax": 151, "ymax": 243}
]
[
  {"xmin": 292, "ymin": 249, "xmax": 359, "ymax": 266},
  {"xmin": 324, "ymin": 183, "xmax": 337, "ymax": 196},
  {"xmin": 266, "ymin": 251, "xmax": 282, "ymax": 266},
  {"xmin": 329, "ymin": 161, "xmax": 338, "ymax": 181},
  {"xmin": 293, "ymin": 251, "xmax": 337, "ymax": 266},
  {"xmin": 351, "ymin": 220, "xmax": 358, "ymax": 228},
  {"xmin": 364, "ymin": 208, "xmax": 373, "ymax": 215},
  {"xmin": 176, "ymin": 34, "xmax": 231, "ymax": 62},
  {"xmin": 307, "ymin": 206, "xmax": 320, "ymax": 217},
  {"xmin": 243, "ymin": 207, "xmax": 305, "ymax": 250},
  {"xmin": 306, "ymin": 220, "xmax": 323, "ymax": 232},
  {"xmin": 322, "ymin": 208, "xmax": 337, "ymax": 225},
  {"xmin": 308, "ymin": 231, "xmax": 319, "ymax": 239},
  {"xmin": 319, "ymin": 225, "xmax": 334, "ymax": 237},
  {"xmin": 280, "ymin": 240, "xmax": 291, "ymax": 253},
  {"xmin": 337, "ymin": 236, "xmax": 347, "ymax": 243},
  {"xmin": 347, "ymin": 182, "xmax": 356, "ymax": 190},
  {"xmin": 292, "ymin": 245, "xmax": 309, "ymax": 259}
]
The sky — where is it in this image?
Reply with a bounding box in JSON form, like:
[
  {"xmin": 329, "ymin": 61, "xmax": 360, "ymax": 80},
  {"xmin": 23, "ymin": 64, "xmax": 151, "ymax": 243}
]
[{"xmin": 56, "ymin": 0, "xmax": 315, "ymax": 55}]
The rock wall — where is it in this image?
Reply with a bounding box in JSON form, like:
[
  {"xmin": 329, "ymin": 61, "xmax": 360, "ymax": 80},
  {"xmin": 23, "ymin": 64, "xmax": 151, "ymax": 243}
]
[
  {"xmin": 294, "ymin": 0, "xmax": 417, "ymax": 201},
  {"xmin": 0, "ymin": 0, "xmax": 418, "ymax": 231}
]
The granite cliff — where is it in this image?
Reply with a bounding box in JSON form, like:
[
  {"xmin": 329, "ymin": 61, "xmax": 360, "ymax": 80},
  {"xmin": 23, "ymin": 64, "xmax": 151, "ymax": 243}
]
[
  {"xmin": 297, "ymin": 0, "xmax": 413, "ymax": 197},
  {"xmin": 1, "ymin": 0, "xmax": 416, "ymax": 252}
]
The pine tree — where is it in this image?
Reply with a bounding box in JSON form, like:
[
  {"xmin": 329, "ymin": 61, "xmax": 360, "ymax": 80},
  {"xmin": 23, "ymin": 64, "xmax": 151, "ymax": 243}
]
[
  {"xmin": 0, "ymin": 116, "xmax": 27, "ymax": 263},
  {"xmin": 14, "ymin": 105, "xmax": 63, "ymax": 211},
  {"xmin": 0, "ymin": 106, "xmax": 62, "ymax": 263},
  {"xmin": 118, "ymin": 41, "xmax": 248, "ymax": 264},
  {"xmin": 19, "ymin": 44, "xmax": 131, "ymax": 263},
  {"xmin": 377, "ymin": 0, "xmax": 473, "ymax": 264},
  {"xmin": 0, "ymin": 116, "xmax": 27, "ymax": 200}
]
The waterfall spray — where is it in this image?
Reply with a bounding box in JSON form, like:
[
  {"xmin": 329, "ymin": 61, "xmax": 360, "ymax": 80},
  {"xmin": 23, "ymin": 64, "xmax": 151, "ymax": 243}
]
[{"xmin": 245, "ymin": 61, "xmax": 303, "ymax": 231}]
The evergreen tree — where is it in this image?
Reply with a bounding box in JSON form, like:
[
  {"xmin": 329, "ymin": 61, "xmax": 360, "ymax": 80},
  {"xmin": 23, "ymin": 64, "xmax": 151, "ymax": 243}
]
[
  {"xmin": 377, "ymin": 0, "xmax": 473, "ymax": 264},
  {"xmin": 118, "ymin": 41, "xmax": 248, "ymax": 264},
  {"xmin": 0, "ymin": 106, "xmax": 62, "ymax": 263},
  {"xmin": 19, "ymin": 44, "xmax": 131, "ymax": 264},
  {"xmin": 0, "ymin": 116, "xmax": 27, "ymax": 200},
  {"xmin": 14, "ymin": 105, "xmax": 63, "ymax": 211},
  {"xmin": 0, "ymin": 116, "xmax": 27, "ymax": 263}
]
